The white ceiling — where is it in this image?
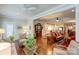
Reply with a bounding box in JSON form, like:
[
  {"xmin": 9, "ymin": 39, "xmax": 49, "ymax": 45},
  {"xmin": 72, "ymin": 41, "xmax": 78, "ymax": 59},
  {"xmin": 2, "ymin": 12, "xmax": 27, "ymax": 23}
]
[
  {"xmin": 0, "ymin": 4, "xmax": 60, "ymax": 20},
  {"xmin": 37, "ymin": 8, "xmax": 75, "ymax": 22}
]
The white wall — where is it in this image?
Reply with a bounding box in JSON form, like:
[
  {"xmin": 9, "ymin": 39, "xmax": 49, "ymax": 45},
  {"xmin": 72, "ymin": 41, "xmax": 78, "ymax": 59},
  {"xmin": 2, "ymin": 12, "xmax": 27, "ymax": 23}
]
[{"xmin": 76, "ymin": 5, "xmax": 79, "ymax": 42}]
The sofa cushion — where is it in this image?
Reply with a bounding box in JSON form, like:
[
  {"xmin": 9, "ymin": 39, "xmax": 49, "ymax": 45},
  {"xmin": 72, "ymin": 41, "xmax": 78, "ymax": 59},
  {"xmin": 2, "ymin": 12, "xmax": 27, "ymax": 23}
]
[{"xmin": 53, "ymin": 47, "xmax": 67, "ymax": 55}]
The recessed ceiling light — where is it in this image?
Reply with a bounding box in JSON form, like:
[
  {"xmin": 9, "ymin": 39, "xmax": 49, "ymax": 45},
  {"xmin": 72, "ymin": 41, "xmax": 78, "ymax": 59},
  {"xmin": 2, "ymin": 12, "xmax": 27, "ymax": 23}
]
[{"xmin": 72, "ymin": 10, "xmax": 75, "ymax": 12}]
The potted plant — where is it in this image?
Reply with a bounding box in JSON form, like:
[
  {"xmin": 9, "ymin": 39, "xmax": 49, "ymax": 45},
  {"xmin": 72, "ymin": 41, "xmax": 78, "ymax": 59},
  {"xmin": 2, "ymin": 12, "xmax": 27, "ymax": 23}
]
[
  {"xmin": 7, "ymin": 36, "xmax": 14, "ymax": 43},
  {"xmin": 24, "ymin": 37, "xmax": 36, "ymax": 48},
  {"xmin": 23, "ymin": 37, "xmax": 37, "ymax": 54},
  {"xmin": 7, "ymin": 36, "xmax": 14, "ymax": 51}
]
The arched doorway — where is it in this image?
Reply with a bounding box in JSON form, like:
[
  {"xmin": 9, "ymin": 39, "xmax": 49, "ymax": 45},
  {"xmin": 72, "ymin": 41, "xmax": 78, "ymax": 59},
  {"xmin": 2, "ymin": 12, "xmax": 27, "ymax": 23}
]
[{"xmin": 34, "ymin": 23, "xmax": 43, "ymax": 44}]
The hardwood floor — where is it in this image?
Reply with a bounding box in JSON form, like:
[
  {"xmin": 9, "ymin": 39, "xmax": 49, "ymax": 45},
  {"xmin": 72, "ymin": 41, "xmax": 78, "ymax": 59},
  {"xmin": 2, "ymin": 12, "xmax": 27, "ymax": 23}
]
[
  {"xmin": 36, "ymin": 37, "xmax": 48, "ymax": 55},
  {"xmin": 36, "ymin": 36, "xmax": 54, "ymax": 55}
]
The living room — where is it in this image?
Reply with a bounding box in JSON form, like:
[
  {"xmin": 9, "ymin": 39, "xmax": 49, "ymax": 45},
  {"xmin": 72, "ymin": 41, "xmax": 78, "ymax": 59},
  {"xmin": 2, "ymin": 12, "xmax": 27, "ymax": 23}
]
[{"xmin": 0, "ymin": 4, "xmax": 79, "ymax": 55}]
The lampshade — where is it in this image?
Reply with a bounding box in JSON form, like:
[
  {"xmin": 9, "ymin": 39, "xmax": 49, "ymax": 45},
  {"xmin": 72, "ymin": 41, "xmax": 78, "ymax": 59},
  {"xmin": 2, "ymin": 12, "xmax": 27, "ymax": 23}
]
[{"xmin": 0, "ymin": 29, "xmax": 5, "ymax": 34}]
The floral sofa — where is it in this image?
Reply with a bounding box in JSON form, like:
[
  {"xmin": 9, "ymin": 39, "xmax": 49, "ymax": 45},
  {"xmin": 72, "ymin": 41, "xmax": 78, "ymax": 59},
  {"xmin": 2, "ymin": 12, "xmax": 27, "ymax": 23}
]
[{"xmin": 53, "ymin": 40, "xmax": 79, "ymax": 55}]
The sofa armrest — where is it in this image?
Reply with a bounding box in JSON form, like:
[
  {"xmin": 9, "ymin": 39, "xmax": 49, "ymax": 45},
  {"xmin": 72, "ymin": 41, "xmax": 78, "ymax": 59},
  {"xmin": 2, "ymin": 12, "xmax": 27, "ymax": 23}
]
[{"xmin": 54, "ymin": 44, "xmax": 67, "ymax": 50}]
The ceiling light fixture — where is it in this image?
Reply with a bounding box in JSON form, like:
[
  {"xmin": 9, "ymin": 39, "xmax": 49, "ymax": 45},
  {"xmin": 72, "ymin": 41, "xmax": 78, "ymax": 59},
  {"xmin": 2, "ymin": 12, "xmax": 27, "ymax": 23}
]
[
  {"xmin": 56, "ymin": 17, "xmax": 59, "ymax": 22},
  {"xmin": 72, "ymin": 10, "xmax": 75, "ymax": 12}
]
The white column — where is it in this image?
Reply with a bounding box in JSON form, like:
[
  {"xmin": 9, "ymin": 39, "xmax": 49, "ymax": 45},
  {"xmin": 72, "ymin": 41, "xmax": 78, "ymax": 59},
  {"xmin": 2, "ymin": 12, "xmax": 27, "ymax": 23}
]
[
  {"xmin": 27, "ymin": 19, "xmax": 34, "ymax": 37},
  {"xmin": 76, "ymin": 5, "xmax": 79, "ymax": 42}
]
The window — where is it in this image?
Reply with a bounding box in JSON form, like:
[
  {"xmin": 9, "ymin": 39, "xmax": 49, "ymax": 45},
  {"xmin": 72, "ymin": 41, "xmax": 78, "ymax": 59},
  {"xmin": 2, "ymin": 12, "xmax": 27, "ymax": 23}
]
[{"xmin": 6, "ymin": 24, "xmax": 14, "ymax": 37}]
